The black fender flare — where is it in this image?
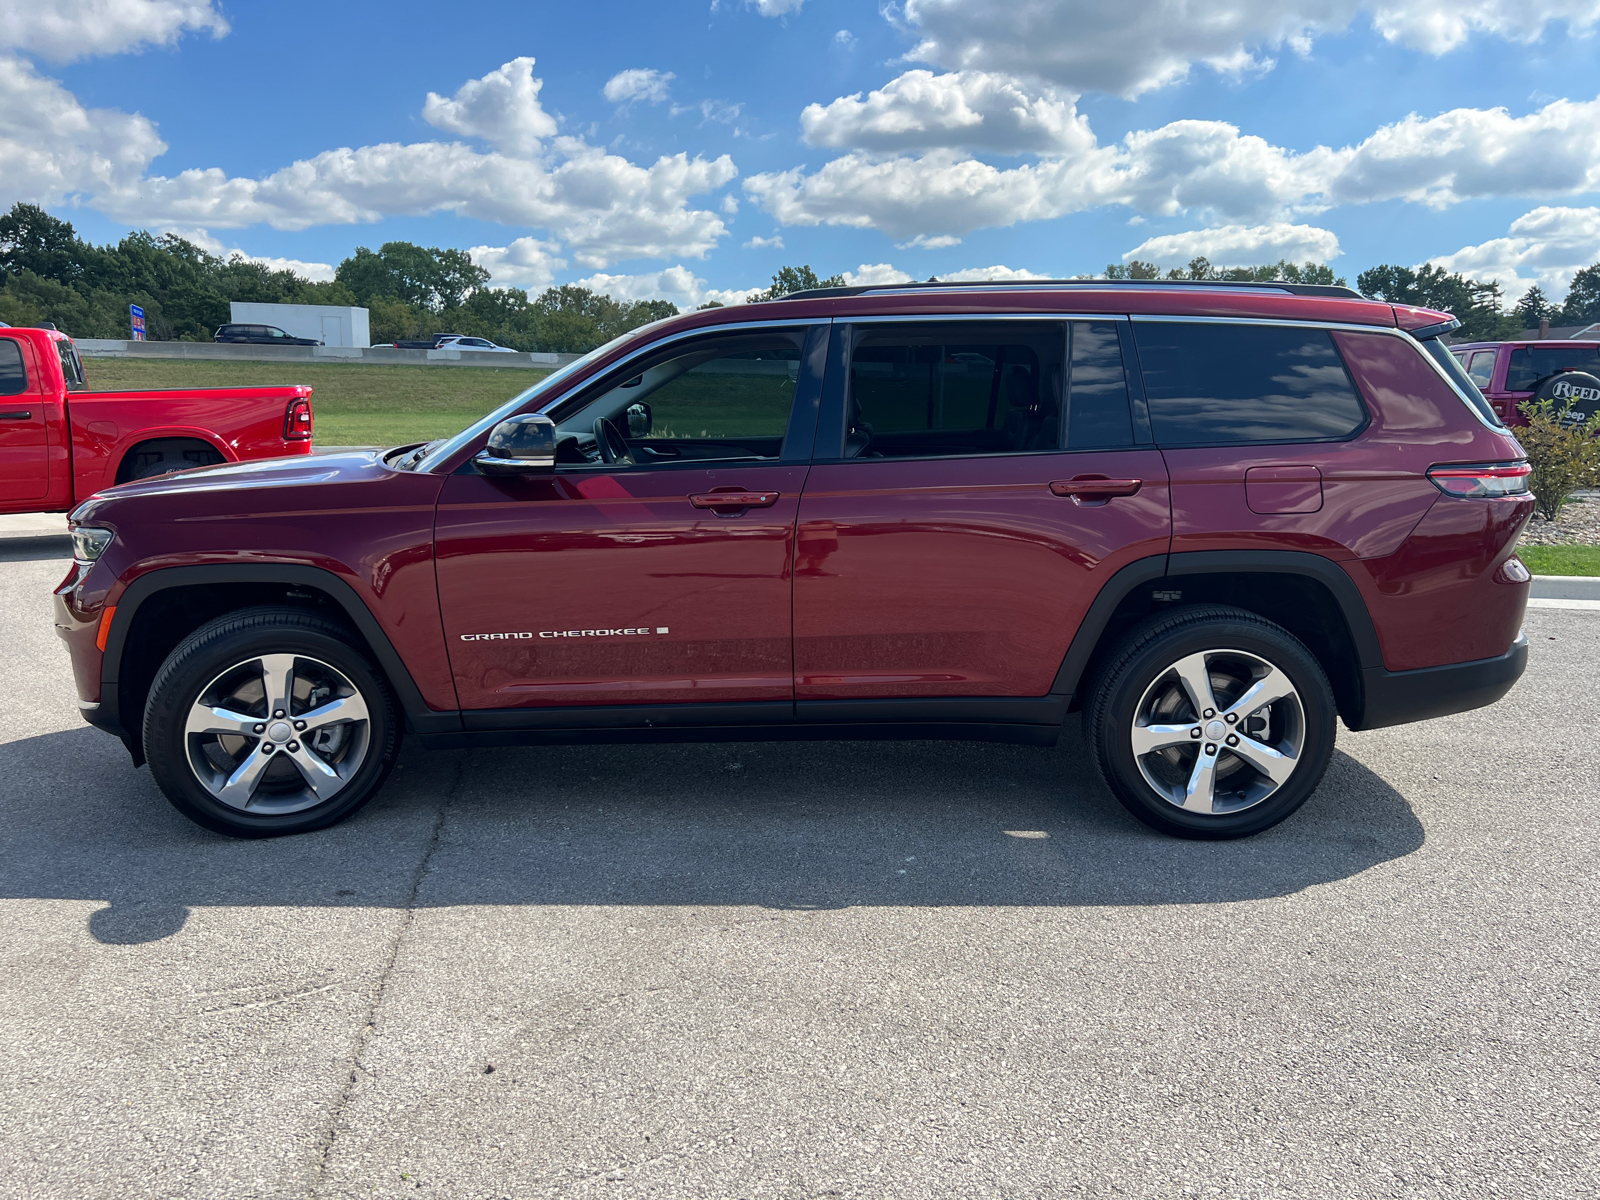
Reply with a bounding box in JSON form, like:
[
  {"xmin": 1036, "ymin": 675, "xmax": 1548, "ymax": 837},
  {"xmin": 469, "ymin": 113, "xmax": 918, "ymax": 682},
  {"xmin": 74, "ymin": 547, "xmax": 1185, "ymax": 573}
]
[
  {"xmin": 100, "ymin": 563, "xmax": 460, "ymax": 739},
  {"xmin": 1051, "ymin": 549, "xmax": 1383, "ymax": 703}
]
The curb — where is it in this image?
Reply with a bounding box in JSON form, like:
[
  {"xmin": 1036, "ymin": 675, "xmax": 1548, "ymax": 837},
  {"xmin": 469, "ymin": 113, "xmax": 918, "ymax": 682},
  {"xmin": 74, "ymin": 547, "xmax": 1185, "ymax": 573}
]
[{"xmin": 1530, "ymin": 573, "xmax": 1600, "ymax": 600}]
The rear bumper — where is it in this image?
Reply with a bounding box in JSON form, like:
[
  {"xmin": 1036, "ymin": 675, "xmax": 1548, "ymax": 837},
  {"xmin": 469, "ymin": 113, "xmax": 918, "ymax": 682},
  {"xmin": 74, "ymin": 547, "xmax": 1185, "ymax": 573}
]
[{"xmin": 1350, "ymin": 632, "xmax": 1528, "ymax": 731}]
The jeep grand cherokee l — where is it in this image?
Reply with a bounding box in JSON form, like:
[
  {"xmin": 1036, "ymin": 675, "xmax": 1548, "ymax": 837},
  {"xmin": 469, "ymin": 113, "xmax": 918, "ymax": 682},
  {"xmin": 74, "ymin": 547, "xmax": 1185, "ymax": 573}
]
[{"xmin": 55, "ymin": 280, "xmax": 1533, "ymax": 840}]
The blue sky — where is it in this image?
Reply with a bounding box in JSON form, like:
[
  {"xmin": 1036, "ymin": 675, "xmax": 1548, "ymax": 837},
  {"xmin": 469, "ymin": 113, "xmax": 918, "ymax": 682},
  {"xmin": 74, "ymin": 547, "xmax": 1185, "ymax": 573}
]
[{"xmin": 6, "ymin": 0, "xmax": 1600, "ymax": 307}]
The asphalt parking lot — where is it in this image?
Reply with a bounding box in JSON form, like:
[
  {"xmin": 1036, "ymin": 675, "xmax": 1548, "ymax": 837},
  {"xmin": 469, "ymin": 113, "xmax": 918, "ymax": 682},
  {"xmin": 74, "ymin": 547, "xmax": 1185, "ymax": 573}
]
[{"xmin": 2, "ymin": 529, "xmax": 1596, "ymax": 1200}]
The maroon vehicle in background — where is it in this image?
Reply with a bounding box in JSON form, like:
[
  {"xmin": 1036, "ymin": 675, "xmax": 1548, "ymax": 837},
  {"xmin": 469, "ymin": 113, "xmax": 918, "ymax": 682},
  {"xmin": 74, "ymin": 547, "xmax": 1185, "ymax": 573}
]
[
  {"xmin": 54, "ymin": 280, "xmax": 1533, "ymax": 842},
  {"xmin": 1450, "ymin": 338, "xmax": 1600, "ymax": 425}
]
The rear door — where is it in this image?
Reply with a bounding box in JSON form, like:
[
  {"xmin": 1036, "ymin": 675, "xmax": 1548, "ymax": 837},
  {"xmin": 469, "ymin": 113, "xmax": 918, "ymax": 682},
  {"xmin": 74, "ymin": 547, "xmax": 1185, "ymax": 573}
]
[
  {"xmin": 435, "ymin": 322, "xmax": 826, "ymax": 714},
  {"xmin": 0, "ymin": 335, "xmax": 49, "ymax": 504},
  {"xmin": 793, "ymin": 318, "xmax": 1170, "ymax": 702}
]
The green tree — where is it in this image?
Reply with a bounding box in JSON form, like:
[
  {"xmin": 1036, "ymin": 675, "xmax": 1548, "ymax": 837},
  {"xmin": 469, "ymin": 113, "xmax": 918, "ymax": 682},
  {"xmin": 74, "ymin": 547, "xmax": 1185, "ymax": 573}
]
[
  {"xmin": 0, "ymin": 203, "xmax": 88, "ymax": 283},
  {"xmin": 1558, "ymin": 264, "xmax": 1600, "ymax": 326},
  {"xmin": 754, "ymin": 264, "xmax": 846, "ymax": 301},
  {"xmin": 335, "ymin": 242, "xmax": 490, "ymax": 311},
  {"xmin": 1356, "ymin": 262, "xmax": 1519, "ymax": 341},
  {"xmin": 1513, "ymin": 285, "xmax": 1557, "ymax": 330}
]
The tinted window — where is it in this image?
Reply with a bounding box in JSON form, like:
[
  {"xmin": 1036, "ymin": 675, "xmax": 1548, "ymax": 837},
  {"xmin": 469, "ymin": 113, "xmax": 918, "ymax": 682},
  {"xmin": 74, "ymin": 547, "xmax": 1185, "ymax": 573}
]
[
  {"xmin": 1066, "ymin": 321, "xmax": 1133, "ymax": 449},
  {"xmin": 1504, "ymin": 345, "xmax": 1600, "ymax": 391},
  {"xmin": 1135, "ymin": 322, "xmax": 1367, "ymax": 445},
  {"xmin": 558, "ymin": 331, "xmax": 805, "ymax": 465},
  {"xmin": 56, "ymin": 340, "xmax": 86, "ymax": 390},
  {"xmin": 1466, "ymin": 351, "xmax": 1495, "ymax": 388},
  {"xmin": 0, "ymin": 338, "xmax": 26, "ymax": 396},
  {"xmin": 847, "ymin": 322, "xmax": 1064, "ymax": 458}
]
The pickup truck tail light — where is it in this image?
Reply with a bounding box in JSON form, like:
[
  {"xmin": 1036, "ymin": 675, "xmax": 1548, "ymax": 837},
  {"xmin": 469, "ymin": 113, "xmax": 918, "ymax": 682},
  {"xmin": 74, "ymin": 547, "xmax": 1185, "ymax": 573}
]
[
  {"xmin": 1426, "ymin": 461, "xmax": 1530, "ymax": 498},
  {"xmin": 285, "ymin": 398, "xmax": 314, "ymax": 441}
]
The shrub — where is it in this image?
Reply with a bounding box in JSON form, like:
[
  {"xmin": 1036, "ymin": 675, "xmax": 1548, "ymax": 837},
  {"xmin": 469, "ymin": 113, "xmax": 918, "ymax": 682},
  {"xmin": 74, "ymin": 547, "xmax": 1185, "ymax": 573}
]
[{"xmin": 1517, "ymin": 397, "xmax": 1600, "ymax": 521}]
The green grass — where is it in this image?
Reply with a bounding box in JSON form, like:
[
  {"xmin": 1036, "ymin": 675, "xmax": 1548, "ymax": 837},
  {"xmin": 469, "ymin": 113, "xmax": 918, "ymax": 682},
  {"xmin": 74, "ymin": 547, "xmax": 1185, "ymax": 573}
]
[
  {"xmin": 82, "ymin": 357, "xmax": 548, "ymax": 446},
  {"xmin": 1517, "ymin": 544, "xmax": 1600, "ymax": 576}
]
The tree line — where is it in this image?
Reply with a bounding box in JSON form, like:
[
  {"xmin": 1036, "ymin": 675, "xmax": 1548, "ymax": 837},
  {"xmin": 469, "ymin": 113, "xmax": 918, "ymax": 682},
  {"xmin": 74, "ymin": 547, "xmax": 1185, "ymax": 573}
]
[{"xmin": 4, "ymin": 203, "xmax": 1599, "ymax": 353}]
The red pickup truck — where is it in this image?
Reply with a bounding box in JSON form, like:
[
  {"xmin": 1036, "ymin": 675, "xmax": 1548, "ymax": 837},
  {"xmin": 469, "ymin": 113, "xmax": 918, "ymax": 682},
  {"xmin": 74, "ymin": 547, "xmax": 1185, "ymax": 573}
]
[{"xmin": 0, "ymin": 326, "xmax": 314, "ymax": 515}]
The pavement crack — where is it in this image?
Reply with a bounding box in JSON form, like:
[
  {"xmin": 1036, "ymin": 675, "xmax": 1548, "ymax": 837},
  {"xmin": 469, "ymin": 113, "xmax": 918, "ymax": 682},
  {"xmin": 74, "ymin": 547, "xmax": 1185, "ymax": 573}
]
[{"xmin": 305, "ymin": 750, "xmax": 466, "ymax": 1198}]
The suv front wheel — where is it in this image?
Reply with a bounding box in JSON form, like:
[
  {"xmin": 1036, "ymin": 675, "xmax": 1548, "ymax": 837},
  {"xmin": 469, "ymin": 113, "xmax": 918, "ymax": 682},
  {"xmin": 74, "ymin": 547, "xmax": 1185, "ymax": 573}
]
[
  {"xmin": 1085, "ymin": 606, "xmax": 1337, "ymax": 839},
  {"xmin": 142, "ymin": 607, "xmax": 401, "ymax": 838}
]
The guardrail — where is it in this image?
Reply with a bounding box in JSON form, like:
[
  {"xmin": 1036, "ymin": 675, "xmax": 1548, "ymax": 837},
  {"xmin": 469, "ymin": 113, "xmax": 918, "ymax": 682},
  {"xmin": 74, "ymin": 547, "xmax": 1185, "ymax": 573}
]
[{"xmin": 73, "ymin": 339, "xmax": 582, "ymax": 370}]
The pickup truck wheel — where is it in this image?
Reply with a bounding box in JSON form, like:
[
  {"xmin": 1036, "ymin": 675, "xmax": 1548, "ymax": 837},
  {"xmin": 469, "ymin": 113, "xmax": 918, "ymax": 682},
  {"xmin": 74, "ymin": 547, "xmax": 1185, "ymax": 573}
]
[
  {"xmin": 142, "ymin": 608, "xmax": 400, "ymax": 838},
  {"xmin": 116, "ymin": 438, "xmax": 224, "ymax": 484},
  {"xmin": 1084, "ymin": 606, "xmax": 1336, "ymax": 840}
]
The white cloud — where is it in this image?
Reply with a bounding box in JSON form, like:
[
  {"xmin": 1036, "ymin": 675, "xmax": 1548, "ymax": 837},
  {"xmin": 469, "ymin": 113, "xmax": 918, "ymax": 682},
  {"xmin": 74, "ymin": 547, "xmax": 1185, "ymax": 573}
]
[
  {"xmin": 898, "ymin": 1, "xmax": 1600, "ymax": 97},
  {"xmin": 469, "ymin": 237, "xmax": 567, "ymax": 289},
  {"xmin": 422, "ymin": 57, "xmax": 558, "ymax": 156},
  {"xmin": 249, "ymin": 255, "xmax": 336, "ymax": 283},
  {"xmin": 1429, "ymin": 206, "xmax": 1600, "ymax": 301},
  {"xmin": 0, "ymin": 0, "xmax": 227, "ymax": 62},
  {"xmin": 572, "ymin": 265, "xmax": 758, "ymax": 308},
  {"xmin": 801, "ymin": 70, "xmax": 1094, "ymax": 155},
  {"xmin": 834, "ymin": 29, "xmax": 857, "ymax": 46},
  {"xmin": 938, "ymin": 264, "xmax": 1053, "ymax": 281},
  {"xmin": 750, "ymin": 0, "xmax": 804, "ymax": 14},
  {"xmin": 842, "ymin": 263, "xmax": 914, "ymax": 286},
  {"xmin": 750, "ymin": 93, "xmax": 1600, "ymax": 239},
  {"xmin": 744, "ymin": 234, "xmax": 784, "ymax": 249},
  {"xmin": 674, "ymin": 99, "xmax": 745, "ymax": 126},
  {"xmin": 898, "ymin": 233, "xmax": 961, "ymax": 249},
  {"xmin": 603, "ymin": 68, "xmax": 675, "ymax": 105},
  {"xmin": 0, "ymin": 54, "xmax": 165, "ymax": 208},
  {"xmin": 1125, "ymin": 222, "xmax": 1342, "ymax": 267}
]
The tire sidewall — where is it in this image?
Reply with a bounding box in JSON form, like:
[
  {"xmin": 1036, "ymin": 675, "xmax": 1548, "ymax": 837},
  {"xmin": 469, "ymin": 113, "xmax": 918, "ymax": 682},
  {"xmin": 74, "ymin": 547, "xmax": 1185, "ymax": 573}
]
[
  {"xmin": 143, "ymin": 617, "xmax": 399, "ymax": 838},
  {"xmin": 1095, "ymin": 616, "xmax": 1336, "ymax": 839}
]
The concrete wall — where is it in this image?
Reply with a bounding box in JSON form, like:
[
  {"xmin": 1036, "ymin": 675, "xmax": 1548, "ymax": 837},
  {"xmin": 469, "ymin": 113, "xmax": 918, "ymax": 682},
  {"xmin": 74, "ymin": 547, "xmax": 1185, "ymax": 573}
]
[
  {"xmin": 229, "ymin": 302, "xmax": 371, "ymax": 347},
  {"xmin": 74, "ymin": 339, "xmax": 580, "ymax": 370}
]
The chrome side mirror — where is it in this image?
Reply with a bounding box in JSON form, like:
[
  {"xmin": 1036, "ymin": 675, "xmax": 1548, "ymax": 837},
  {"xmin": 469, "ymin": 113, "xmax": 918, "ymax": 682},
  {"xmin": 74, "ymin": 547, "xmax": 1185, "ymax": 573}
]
[
  {"xmin": 625, "ymin": 401, "xmax": 653, "ymax": 438},
  {"xmin": 476, "ymin": 414, "xmax": 557, "ymax": 475}
]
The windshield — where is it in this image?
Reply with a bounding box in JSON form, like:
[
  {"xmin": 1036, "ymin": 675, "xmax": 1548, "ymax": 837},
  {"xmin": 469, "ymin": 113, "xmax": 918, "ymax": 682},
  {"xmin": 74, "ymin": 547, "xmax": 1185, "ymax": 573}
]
[
  {"xmin": 409, "ymin": 330, "xmax": 641, "ymax": 473},
  {"xmin": 1419, "ymin": 337, "xmax": 1502, "ymax": 428},
  {"xmin": 1504, "ymin": 345, "xmax": 1600, "ymax": 392}
]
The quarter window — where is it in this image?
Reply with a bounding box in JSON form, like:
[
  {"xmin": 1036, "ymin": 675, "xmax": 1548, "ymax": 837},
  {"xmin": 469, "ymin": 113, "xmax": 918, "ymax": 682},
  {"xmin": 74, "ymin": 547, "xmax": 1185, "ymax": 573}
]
[
  {"xmin": 0, "ymin": 338, "xmax": 26, "ymax": 396},
  {"xmin": 1134, "ymin": 322, "xmax": 1367, "ymax": 445},
  {"xmin": 845, "ymin": 322, "xmax": 1065, "ymax": 458},
  {"xmin": 1466, "ymin": 351, "xmax": 1495, "ymax": 389}
]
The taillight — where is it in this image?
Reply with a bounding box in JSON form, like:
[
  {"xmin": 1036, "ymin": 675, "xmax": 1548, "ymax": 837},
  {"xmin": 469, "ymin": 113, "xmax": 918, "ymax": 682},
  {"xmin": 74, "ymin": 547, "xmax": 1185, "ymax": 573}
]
[
  {"xmin": 285, "ymin": 398, "xmax": 314, "ymax": 441},
  {"xmin": 1426, "ymin": 461, "xmax": 1530, "ymax": 498}
]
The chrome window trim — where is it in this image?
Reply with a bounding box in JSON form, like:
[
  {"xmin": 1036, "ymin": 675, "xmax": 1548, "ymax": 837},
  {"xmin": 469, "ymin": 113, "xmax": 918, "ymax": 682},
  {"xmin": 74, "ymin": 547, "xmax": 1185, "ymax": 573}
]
[
  {"xmin": 842, "ymin": 312, "xmax": 1087, "ymax": 324},
  {"xmin": 418, "ymin": 316, "xmax": 829, "ymax": 473}
]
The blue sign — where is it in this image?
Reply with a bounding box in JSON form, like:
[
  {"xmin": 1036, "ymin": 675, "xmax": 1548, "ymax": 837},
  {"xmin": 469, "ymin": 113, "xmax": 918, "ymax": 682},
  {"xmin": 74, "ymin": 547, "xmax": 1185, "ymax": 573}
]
[{"xmin": 129, "ymin": 304, "xmax": 146, "ymax": 341}]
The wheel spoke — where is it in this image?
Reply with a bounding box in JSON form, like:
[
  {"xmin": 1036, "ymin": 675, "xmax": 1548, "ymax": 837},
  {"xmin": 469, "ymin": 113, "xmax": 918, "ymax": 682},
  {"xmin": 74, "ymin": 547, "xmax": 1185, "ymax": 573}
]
[
  {"xmin": 258, "ymin": 653, "xmax": 298, "ymax": 716},
  {"xmin": 298, "ymin": 693, "xmax": 369, "ymax": 732},
  {"xmin": 1224, "ymin": 666, "xmax": 1296, "ymax": 721},
  {"xmin": 284, "ymin": 743, "xmax": 343, "ymax": 801},
  {"xmin": 1228, "ymin": 734, "xmax": 1298, "ymax": 786},
  {"xmin": 215, "ymin": 744, "xmax": 276, "ymax": 808},
  {"xmin": 1131, "ymin": 723, "xmax": 1194, "ymax": 756},
  {"xmin": 1171, "ymin": 652, "xmax": 1219, "ymax": 719},
  {"xmin": 1181, "ymin": 749, "xmax": 1219, "ymax": 814},
  {"xmin": 185, "ymin": 705, "xmax": 259, "ymax": 738}
]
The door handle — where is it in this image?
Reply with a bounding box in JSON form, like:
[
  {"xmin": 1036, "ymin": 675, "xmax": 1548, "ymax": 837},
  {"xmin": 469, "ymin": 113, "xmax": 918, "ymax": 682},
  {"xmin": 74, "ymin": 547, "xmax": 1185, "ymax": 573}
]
[
  {"xmin": 0, "ymin": 411, "xmax": 31, "ymax": 421},
  {"xmin": 1050, "ymin": 477, "xmax": 1142, "ymax": 499},
  {"xmin": 689, "ymin": 491, "xmax": 780, "ymax": 509}
]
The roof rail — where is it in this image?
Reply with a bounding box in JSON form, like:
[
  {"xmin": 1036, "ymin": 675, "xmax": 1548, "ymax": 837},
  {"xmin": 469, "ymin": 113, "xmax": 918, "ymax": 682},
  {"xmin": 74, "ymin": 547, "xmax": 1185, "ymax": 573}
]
[{"xmin": 776, "ymin": 279, "xmax": 1364, "ymax": 302}]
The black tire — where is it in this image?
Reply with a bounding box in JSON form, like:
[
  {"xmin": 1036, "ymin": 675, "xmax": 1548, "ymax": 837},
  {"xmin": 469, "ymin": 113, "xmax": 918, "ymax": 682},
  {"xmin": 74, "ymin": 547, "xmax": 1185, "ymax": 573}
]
[
  {"xmin": 142, "ymin": 607, "xmax": 401, "ymax": 838},
  {"xmin": 1083, "ymin": 605, "xmax": 1336, "ymax": 840}
]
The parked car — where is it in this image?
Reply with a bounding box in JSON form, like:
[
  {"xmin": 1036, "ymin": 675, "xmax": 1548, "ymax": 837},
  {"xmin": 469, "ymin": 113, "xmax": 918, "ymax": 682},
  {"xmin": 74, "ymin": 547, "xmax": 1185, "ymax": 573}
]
[
  {"xmin": 1, "ymin": 326, "xmax": 313, "ymax": 516},
  {"xmin": 434, "ymin": 336, "xmax": 518, "ymax": 353},
  {"xmin": 57, "ymin": 280, "xmax": 1531, "ymax": 841},
  {"xmin": 391, "ymin": 334, "xmax": 465, "ymax": 350},
  {"xmin": 1450, "ymin": 338, "xmax": 1600, "ymax": 425},
  {"xmin": 214, "ymin": 324, "xmax": 322, "ymax": 347}
]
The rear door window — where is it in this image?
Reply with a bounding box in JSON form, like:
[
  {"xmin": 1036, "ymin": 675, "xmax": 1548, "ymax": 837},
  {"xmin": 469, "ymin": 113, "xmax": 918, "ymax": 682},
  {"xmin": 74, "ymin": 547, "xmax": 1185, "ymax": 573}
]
[
  {"xmin": 1133, "ymin": 321, "xmax": 1367, "ymax": 445},
  {"xmin": 0, "ymin": 338, "xmax": 27, "ymax": 396},
  {"xmin": 845, "ymin": 321, "xmax": 1065, "ymax": 458},
  {"xmin": 1466, "ymin": 351, "xmax": 1495, "ymax": 389},
  {"xmin": 1503, "ymin": 345, "xmax": 1600, "ymax": 391}
]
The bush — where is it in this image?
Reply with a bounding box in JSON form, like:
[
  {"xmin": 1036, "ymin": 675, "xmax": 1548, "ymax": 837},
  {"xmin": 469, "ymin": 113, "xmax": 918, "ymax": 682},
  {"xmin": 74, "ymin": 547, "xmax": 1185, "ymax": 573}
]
[{"xmin": 1517, "ymin": 398, "xmax": 1600, "ymax": 521}]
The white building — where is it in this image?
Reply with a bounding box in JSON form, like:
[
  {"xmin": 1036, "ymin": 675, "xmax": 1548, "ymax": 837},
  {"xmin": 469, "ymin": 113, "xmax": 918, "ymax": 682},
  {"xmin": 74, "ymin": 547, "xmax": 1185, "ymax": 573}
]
[{"xmin": 229, "ymin": 303, "xmax": 370, "ymax": 348}]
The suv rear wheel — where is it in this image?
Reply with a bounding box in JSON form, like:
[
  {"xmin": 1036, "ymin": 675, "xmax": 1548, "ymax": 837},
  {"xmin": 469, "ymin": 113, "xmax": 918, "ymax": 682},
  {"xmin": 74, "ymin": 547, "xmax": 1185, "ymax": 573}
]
[
  {"xmin": 142, "ymin": 608, "xmax": 401, "ymax": 838},
  {"xmin": 1084, "ymin": 606, "xmax": 1336, "ymax": 839}
]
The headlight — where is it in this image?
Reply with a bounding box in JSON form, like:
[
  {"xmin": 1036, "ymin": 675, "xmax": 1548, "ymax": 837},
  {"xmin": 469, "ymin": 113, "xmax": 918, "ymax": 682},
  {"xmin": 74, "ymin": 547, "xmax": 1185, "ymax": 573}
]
[{"xmin": 70, "ymin": 525, "xmax": 114, "ymax": 565}]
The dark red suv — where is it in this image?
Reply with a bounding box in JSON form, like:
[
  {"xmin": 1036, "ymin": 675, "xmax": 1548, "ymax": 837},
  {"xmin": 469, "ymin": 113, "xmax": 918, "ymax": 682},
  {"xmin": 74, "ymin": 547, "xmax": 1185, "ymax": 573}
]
[{"xmin": 55, "ymin": 281, "xmax": 1533, "ymax": 840}]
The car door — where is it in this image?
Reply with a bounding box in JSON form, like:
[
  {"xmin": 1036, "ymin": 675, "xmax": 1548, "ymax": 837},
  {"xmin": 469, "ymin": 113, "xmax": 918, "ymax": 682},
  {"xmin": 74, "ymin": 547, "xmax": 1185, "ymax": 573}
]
[
  {"xmin": 434, "ymin": 321, "xmax": 827, "ymax": 716},
  {"xmin": 0, "ymin": 335, "xmax": 49, "ymax": 505},
  {"xmin": 793, "ymin": 318, "xmax": 1171, "ymax": 703}
]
